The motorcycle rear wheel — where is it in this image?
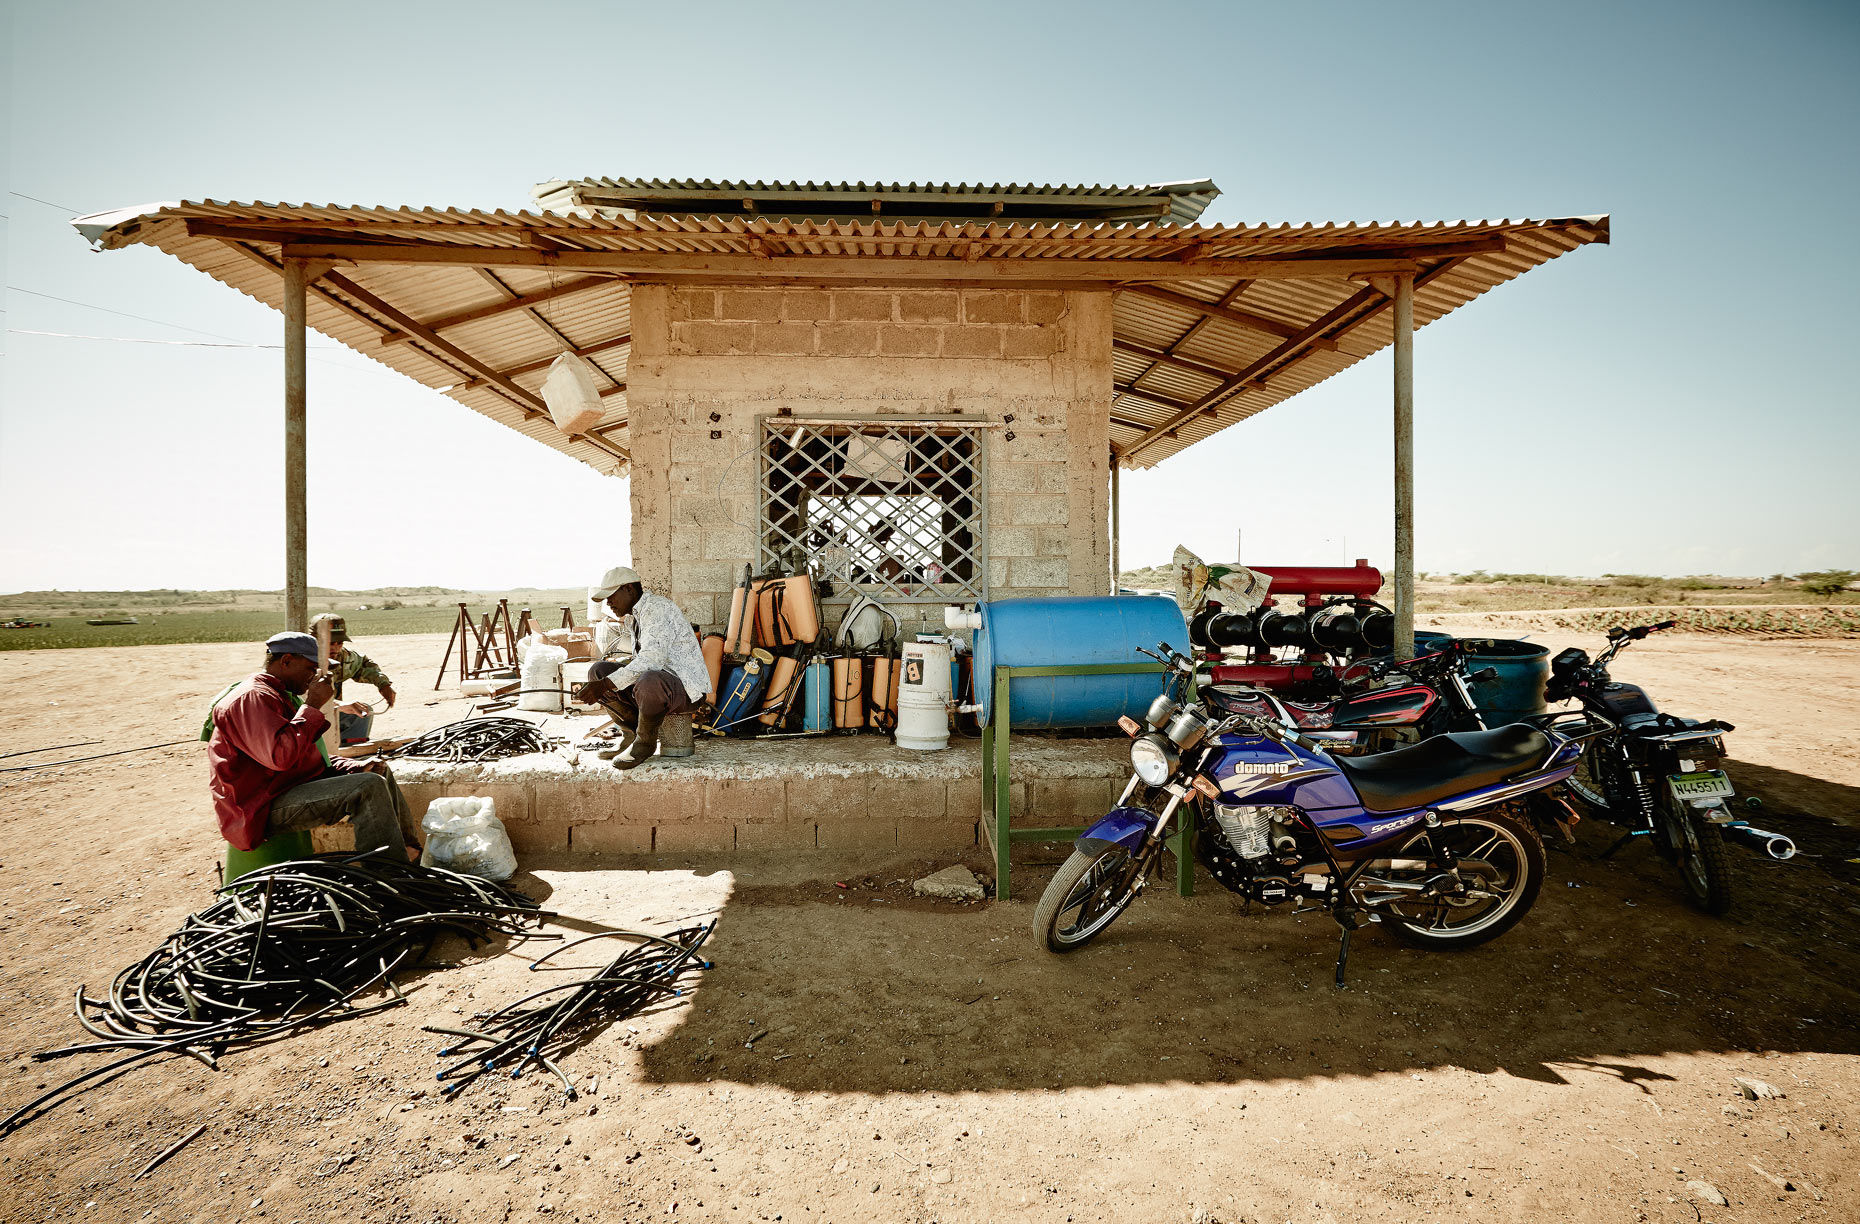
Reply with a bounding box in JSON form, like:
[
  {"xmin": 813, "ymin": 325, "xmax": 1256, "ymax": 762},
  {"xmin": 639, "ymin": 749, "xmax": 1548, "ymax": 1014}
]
[
  {"xmin": 1660, "ymin": 801, "xmax": 1734, "ymax": 915},
  {"xmin": 1373, "ymin": 810, "xmax": 1546, "ymax": 950},
  {"xmin": 1032, "ymin": 847, "xmax": 1141, "ymax": 954}
]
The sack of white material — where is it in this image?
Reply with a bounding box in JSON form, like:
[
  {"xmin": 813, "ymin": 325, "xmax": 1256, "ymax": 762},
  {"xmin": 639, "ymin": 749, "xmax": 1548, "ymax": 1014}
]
[
  {"xmin": 1171, "ymin": 544, "xmax": 1270, "ymax": 617},
  {"xmin": 540, "ymin": 352, "xmax": 605, "ymax": 436},
  {"xmin": 419, "ymin": 797, "xmax": 517, "ymax": 881},
  {"xmin": 520, "ymin": 641, "xmax": 569, "ymax": 711}
]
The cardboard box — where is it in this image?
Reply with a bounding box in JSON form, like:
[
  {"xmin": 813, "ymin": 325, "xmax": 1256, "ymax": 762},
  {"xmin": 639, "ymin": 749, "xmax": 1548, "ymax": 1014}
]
[{"xmin": 542, "ymin": 628, "xmax": 597, "ymax": 662}]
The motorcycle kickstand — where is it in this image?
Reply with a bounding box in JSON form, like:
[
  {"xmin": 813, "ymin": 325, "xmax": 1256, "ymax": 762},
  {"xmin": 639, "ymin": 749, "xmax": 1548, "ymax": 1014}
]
[
  {"xmin": 1330, "ymin": 907, "xmax": 1373, "ymax": 989},
  {"xmin": 1599, "ymin": 829, "xmax": 1641, "ymax": 860}
]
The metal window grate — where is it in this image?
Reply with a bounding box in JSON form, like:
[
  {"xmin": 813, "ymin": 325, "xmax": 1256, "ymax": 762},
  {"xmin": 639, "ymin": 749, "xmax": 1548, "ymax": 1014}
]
[{"xmin": 759, "ymin": 417, "xmax": 989, "ymax": 604}]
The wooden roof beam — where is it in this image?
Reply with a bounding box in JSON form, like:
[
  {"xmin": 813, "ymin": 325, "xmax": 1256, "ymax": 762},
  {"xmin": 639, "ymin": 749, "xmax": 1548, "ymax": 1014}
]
[
  {"xmin": 1117, "ymin": 284, "xmax": 1337, "ymax": 344},
  {"xmin": 1115, "ymin": 338, "xmax": 1306, "ymax": 384},
  {"xmin": 265, "ymin": 240, "xmax": 1424, "ymax": 283},
  {"xmin": 321, "ymin": 271, "xmax": 551, "ymax": 420},
  {"xmin": 1120, "ymin": 257, "xmax": 1469, "ymax": 464},
  {"xmin": 374, "ymin": 274, "xmax": 615, "ymax": 347}
]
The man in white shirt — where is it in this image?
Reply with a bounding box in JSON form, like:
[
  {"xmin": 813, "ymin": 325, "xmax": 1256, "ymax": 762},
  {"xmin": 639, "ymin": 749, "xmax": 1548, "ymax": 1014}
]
[{"xmin": 580, "ymin": 565, "xmax": 711, "ymax": 770}]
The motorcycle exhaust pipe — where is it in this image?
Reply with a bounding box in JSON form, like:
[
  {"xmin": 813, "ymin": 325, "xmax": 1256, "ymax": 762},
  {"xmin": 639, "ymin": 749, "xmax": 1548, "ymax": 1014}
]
[{"xmin": 1721, "ymin": 822, "xmax": 1796, "ymax": 860}]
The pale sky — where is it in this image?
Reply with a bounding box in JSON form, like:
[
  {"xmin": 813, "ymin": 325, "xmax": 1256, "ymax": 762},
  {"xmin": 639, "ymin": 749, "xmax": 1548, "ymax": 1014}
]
[{"xmin": 4, "ymin": 0, "xmax": 1856, "ymax": 593}]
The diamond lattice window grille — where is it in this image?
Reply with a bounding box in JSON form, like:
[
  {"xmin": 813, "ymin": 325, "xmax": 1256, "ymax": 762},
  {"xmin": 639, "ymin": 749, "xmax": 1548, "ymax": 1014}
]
[{"xmin": 760, "ymin": 418, "xmax": 988, "ymax": 604}]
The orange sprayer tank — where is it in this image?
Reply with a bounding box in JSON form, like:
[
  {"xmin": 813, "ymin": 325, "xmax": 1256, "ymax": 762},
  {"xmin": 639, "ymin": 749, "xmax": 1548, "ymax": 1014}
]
[
  {"xmin": 868, "ymin": 655, "xmax": 900, "ymax": 730},
  {"xmin": 831, "ymin": 656, "xmax": 865, "ymax": 728},
  {"xmin": 753, "ymin": 575, "xmax": 821, "ymax": 648},
  {"xmin": 700, "ymin": 632, "xmax": 726, "ymax": 704},
  {"xmin": 758, "ymin": 654, "xmax": 801, "ymax": 726}
]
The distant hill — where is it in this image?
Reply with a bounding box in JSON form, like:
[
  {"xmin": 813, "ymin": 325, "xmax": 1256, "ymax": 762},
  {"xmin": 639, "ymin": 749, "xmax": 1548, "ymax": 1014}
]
[{"xmin": 0, "ymin": 586, "xmax": 589, "ymax": 616}]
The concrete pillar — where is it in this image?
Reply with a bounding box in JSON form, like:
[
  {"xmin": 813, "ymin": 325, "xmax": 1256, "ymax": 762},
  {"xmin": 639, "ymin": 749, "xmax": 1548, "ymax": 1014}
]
[
  {"xmin": 284, "ymin": 257, "xmax": 309, "ymax": 632},
  {"xmin": 1392, "ymin": 272, "xmax": 1415, "ymax": 660}
]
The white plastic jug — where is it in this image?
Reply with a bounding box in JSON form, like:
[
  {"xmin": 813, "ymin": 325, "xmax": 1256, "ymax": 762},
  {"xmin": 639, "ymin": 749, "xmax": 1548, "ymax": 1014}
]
[{"xmin": 419, "ymin": 797, "xmax": 517, "ymax": 881}]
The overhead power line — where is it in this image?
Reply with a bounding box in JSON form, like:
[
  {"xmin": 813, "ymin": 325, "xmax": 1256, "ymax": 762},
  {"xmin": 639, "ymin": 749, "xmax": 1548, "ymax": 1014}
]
[{"xmin": 9, "ymin": 191, "xmax": 80, "ymax": 213}]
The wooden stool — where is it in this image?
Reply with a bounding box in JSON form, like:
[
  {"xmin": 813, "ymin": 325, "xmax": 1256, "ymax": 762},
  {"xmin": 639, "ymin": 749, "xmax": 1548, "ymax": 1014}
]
[{"xmin": 660, "ymin": 713, "xmax": 694, "ymax": 758}]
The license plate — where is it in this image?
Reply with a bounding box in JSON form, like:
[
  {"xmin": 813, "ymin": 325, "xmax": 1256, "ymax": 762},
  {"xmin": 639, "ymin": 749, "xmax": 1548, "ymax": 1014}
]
[{"xmin": 1668, "ymin": 770, "xmax": 1735, "ymax": 801}]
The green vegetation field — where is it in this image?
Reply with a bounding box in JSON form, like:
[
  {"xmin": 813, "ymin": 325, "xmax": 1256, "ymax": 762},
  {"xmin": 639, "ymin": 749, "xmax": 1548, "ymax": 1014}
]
[{"xmin": 0, "ymin": 588, "xmax": 589, "ymax": 652}]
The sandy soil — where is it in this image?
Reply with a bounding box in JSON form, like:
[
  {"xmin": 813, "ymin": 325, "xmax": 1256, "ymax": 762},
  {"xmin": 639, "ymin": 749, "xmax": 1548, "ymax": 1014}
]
[{"xmin": 1, "ymin": 628, "xmax": 1857, "ymax": 1223}]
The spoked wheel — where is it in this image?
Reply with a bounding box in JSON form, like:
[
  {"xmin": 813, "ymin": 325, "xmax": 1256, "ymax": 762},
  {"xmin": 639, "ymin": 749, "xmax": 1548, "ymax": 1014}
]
[
  {"xmin": 1032, "ymin": 847, "xmax": 1142, "ymax": 954},
  {"xmin": 1565, "ymin": 739, "xmax": 1618, "ymax": 814},
  {"xmin": 1365, "ymin": 810, "xmax": 1546, "ymax": 950},
  {"xmin": 1659, "ymin": 799, "xmax": 1734, "ymax": 915}
]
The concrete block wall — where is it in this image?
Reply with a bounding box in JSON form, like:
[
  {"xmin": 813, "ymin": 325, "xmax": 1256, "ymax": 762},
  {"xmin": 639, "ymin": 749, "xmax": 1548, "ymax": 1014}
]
[
  {"xmin": 313, "ymin": 768, "xmax": 1128, "ymax": 858},
  {"xmin": 628, "ymin": 284, "xmax": 1115, "ymax": 637}
]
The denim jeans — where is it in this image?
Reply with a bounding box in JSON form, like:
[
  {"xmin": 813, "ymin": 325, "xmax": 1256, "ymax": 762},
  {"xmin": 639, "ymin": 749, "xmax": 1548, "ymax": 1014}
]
[{"xmin": 267, "ymin": 769, "xmax": 417, "ymax": 856}]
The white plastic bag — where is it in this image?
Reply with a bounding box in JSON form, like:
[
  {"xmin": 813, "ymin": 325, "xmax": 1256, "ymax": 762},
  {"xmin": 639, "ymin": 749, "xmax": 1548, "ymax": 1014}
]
[
  {"xmin": 520, "ymin": 641, "xmax": 569, "ymax": 712},
  {"xmin": 540, "ymin": 352, "xmax": 605, "ymax": 436},
  {"xmin": 419, "ymin": 797, "xmax": 517, "ymax": 881}
]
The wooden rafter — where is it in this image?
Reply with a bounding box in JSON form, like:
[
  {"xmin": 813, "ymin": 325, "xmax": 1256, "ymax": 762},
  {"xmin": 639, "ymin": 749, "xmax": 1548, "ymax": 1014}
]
[
  {"xmin": 252, "ymin": 237, "xmax": 1428, "ymax": 283},
  {"xmin": 455, "ymin": 334, "xmax": 633, "ymax": 391},
  {"xmin": 1117, "ymin": 283, "xmax": 1307, "ymax": 341},
  {"xmin": 377, "ymin": 274, "xmax": 615, "ymax": 347},
  {"xmin": 1120, "ymin": 258, "xmax": 1470, "ymax": 463}
]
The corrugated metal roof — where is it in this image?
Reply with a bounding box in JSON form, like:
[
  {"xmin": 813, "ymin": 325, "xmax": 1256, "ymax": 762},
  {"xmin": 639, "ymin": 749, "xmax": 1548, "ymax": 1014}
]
[
  {"xmin": 72, "ymin": 199, "xmax": 1607, "ymax": 473},
  {"xmin": 532, "ymin": 177, "xmax": 1223, "ymax": 225}
]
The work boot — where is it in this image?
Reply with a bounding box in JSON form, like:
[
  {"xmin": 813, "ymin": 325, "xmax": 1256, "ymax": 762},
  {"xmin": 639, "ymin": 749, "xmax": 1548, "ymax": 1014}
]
[
  {"xmin": 613, "ymin": 712, "xmax": 662, "ymax": 770},
  {"xmin": 594, "ymin": 697, "xmax": 640, "ymax": 759}
]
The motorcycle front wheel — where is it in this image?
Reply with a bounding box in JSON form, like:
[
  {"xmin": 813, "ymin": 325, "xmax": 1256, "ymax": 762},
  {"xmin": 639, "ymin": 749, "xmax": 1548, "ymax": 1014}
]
[
  {"xmin": 1373, "ymin": 810, "xmax": 1546, "ymax": 950},
  {"xmin": 1032, "ymin": 846, "xmax": 1141, "ymax": 954},
  {"xmin": 1659, "ymin": 799, "xmax": 1733, "ymax": 915}
]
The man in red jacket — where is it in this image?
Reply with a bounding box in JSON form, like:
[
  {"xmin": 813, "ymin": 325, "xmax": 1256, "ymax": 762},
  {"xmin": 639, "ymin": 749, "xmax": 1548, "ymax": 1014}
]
[{"xmin": 203, "ymin": 631, "xmax": 418, "ymax": 857}]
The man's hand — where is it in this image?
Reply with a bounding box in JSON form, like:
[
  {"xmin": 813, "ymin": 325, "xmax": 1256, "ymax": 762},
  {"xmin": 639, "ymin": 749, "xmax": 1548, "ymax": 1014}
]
[
  {"xmin": 363, "ymin": 760, "xmax": 391, "ymax": 776},
  {"xmin": 380, "ymin": 686, "xmax": 397, "ymax": 709},
  {"xmin": 340, "ymin": 701, "xmax": 370, "ymax": 715},
  {"xmin": 305, "ymin": 675, "xmax": 335, "ymax": 710}
]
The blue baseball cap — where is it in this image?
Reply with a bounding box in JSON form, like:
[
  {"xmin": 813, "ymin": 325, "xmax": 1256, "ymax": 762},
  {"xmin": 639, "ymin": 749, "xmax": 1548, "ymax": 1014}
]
[{"xmin": 266, "ymin": 631, "xmax": 320, "ymax": 662}]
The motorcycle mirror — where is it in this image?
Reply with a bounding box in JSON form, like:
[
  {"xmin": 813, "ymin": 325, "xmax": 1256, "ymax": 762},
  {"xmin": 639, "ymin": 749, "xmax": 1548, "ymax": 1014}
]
[{"xmin": 1607, "ymin": 627, "xmax": 1627, "ymax": 640}]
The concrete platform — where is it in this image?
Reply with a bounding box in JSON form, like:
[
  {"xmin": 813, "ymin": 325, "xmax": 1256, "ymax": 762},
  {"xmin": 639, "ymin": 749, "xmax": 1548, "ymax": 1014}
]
[{"xmin": 317, "ymin": 708, "xmax": 1132, "ymax": 857}]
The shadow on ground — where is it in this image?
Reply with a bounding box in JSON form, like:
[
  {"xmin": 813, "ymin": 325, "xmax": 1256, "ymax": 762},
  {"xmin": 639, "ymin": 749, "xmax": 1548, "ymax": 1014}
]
[{"xmin": 608, "ymin": 803, "xmax": 1860, "ymax": 1097}]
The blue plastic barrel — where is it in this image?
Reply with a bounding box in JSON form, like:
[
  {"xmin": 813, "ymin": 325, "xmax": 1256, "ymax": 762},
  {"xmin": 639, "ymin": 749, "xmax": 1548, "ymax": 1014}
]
[
  {"xmin": 1373, "ymin": 629, "xmax": 1456, "ymax": 658},
  {"xmin": 1458, "ymin": 637, "xmax": 1550, "ymax": 727},
  {"xmin": 972, "ymin": 596, "xmax": 1189, "ymax": 729}
]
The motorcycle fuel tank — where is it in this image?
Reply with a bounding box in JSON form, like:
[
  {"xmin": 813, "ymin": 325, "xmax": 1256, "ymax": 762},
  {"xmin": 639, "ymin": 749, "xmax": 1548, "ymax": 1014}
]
[
  {"xmin": 1327, "ymin": 684, "xmax": 1439, "ymax": 730},
  {"xmin": 1204, "ymin": 734, "xmax": 1359, "ymax": 813}
]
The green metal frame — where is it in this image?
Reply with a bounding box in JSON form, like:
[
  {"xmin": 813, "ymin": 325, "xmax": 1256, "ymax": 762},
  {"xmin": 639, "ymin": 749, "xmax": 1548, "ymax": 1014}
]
[{"xmin": 980, "ymin": 662, "xmax": 1195, "ymax": 901}]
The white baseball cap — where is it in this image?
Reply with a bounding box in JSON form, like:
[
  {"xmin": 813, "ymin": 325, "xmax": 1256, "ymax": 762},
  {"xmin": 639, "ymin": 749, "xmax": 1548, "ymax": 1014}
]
[{"xmin": 590, "ymin": 565, "xmax": 642, "ymax": 600}]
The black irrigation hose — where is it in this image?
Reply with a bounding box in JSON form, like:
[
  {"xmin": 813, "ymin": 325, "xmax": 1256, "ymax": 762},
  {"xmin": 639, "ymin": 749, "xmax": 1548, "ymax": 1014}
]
[
  {"xmin": 386, "ymin": 716, "xmax": 562, "ymax": 763},
  {"xmin": 0, "ymin": 739, "xmax": 195, "ymax": 773},
  {"xmin": 426, "ymin": 922, "xmax": 714, "ymax": 1099},
  {"xmin": 1, "ymin": 853, "xmax": 555, "ymax": 1137}
]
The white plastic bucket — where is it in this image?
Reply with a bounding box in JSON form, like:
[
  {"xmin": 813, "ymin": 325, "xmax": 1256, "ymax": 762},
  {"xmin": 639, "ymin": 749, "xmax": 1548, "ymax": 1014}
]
[{"xmin": 897, "ymin": 638, "xmax": 953, "ymax": 751}]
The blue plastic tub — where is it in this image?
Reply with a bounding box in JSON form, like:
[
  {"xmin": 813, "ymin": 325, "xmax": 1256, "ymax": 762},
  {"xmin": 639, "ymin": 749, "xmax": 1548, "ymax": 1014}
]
[
  {"xmin": 971, "ymin": 595, "xmax": 1188, "ymax": 729},
  {"xmin": 1457, "ymin": 637, "xmax": 1550, "ymax": 727}
]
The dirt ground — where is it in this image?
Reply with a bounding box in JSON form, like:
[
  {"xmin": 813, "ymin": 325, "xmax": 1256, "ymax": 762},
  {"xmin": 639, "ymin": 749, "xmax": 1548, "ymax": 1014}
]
[{"xmin": 1, "ymin": 625, "xmax": 1857, "ymax": 1223}]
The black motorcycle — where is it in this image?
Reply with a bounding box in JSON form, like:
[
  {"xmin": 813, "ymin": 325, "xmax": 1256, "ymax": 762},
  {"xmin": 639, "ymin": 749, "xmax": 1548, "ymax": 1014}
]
[{"xmin": 1544, "ymin": 619, "xmax": 1795, "ymax": 914}]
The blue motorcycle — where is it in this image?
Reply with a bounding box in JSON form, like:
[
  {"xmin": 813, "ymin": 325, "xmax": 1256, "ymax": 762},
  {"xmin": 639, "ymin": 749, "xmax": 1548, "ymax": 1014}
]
[{"xmin": 1032, "ymin": 643, "xmax": 1587, "ymax": 985}]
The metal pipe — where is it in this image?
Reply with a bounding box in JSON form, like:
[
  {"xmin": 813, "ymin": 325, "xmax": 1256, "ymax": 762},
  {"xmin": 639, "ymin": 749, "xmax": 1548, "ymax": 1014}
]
[
  {"xmin": 283, "ymin": 257, "xmax": 309, "ymax": 632},
  {"xmin": 1391, "ymin": 272, "xmax": 1415, "ymax": 661},
  {"xmin": 1721, "ymin": 822, "xmax": 1796, "ymax": 860}
]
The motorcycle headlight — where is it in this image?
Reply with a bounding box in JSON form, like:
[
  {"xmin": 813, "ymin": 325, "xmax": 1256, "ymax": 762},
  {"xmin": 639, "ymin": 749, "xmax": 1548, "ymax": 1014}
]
[{"xmin": 1130, "ymin": 734, "xmax": 1179, "ymax": 786}]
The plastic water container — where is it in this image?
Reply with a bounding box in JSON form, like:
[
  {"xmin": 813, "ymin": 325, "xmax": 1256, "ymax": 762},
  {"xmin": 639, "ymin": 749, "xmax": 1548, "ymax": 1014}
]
[
  {"xmin": 969, "ymin": 595, "xmax": 1188, "ymax": 729},
  {"xmin": 897, "ymin": 639, "xmax": 953, "ymax": 750},
  {"xmin": 1458, "ymin": 637, "xmax": 1551, "ymax": 727}
]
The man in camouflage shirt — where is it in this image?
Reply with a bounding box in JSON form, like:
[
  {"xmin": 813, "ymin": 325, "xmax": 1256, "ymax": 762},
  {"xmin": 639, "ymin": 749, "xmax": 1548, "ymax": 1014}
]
[{"xmin": 310, "ymin": 613, "xmax": 398, "ymax": 744}]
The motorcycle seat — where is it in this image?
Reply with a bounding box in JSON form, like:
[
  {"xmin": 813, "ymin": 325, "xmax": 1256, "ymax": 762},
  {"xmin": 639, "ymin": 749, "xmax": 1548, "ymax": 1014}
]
[{"xmin": 1332, "ymin": 724, "xmax": 1556, "ymax": 813}]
